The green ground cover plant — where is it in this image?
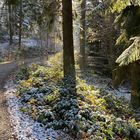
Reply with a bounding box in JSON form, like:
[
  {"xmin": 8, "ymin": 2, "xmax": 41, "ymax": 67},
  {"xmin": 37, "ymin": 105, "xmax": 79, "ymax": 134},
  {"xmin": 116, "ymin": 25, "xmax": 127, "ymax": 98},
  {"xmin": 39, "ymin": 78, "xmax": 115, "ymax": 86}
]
[{"xmin": 15, "ymin": 54, "xmax": 140, "ymax": 140}]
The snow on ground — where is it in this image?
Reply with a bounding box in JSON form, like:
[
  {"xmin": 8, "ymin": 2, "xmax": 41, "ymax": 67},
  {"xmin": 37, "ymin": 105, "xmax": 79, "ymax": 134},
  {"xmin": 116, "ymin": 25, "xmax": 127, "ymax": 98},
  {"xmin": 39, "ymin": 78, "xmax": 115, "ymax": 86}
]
[
  {"xmin": 0, "ymin": 38, "xmax": 39, "ymax": 59},
  {"xmin": 22, "ymin": 39, "xmax": 38, "ymax": 47},
  {"xmin": 83, "ymin": 75, "xmax": 131, "ymax": 101},
  {"xmin": 4, "ymin": 80, "xmax": 72, "ymax": 140},
  {"xmin": 0, "ymin": 42, "xmax": 9, "ymax": 52},
  {"xmin": 0, "ymin": 38, "xmax": 38, "ymax": 48}
]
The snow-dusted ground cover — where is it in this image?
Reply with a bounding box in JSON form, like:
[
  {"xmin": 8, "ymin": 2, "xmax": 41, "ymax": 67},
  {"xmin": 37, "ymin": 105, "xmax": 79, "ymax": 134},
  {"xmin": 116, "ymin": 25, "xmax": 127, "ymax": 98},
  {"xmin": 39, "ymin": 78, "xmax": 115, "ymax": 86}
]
[
  {"xmin": 22, "ymin": 39, "xmax": 38, "ymax": 47},
  {"xmin": 0, "ymin": 42, "xmax": 9, "ymax": 55},
  {"xmin": 0, "ymin": 38, "xmax": 38, "ymax": 49},
  {"xmin": 81, "ymin": 73, "xmax": 131, "ymax": 101},
  {"xmin": 4, "ymin": 80, "xmax": 72, "ymax": 140},
  {"xmin": 4, "ymin": 60, "xmax": 140, "ymax": 139},
  {"xmin": 0, "ymin": 37, "xmax": 61, "ymax": 61},
  {"xmin": 3, "ymin": 52, "xmax": 138, "ymax": 139}
]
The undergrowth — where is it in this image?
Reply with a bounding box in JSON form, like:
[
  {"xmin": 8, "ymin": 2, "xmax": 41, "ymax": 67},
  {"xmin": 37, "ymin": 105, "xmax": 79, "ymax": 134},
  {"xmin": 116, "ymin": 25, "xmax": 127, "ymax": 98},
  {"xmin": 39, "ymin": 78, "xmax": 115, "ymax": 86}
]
[{"xmin": 15, "ymin": 53, "xmax": 140, "ymax": 140}]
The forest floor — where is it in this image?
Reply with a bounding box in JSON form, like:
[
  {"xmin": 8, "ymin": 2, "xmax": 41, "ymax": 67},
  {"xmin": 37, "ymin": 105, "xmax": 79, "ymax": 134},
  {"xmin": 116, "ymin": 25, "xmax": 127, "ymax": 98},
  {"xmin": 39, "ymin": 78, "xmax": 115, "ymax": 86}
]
[
  {"xmin": 77, "ymin": 70, "xmax": 131, "ymax": 101},
  {"xmin": 0, "ymin": 53, "xmax": 139, "ymax": 140},
  {"xmin": 3, "ymin": 53, "xmax": 139, "ymax": 140},
  {"xmin": 0, "ymin": 57, "xmax": 48, "ymax": 139}
]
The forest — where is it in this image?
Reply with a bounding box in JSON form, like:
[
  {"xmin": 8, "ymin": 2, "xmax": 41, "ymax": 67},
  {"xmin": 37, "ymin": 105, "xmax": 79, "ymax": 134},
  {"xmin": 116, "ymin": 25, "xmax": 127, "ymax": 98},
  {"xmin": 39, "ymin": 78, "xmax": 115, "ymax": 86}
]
[{"xmin": 0, "ymin": 0, "xmax": 140, "ymax": 139}]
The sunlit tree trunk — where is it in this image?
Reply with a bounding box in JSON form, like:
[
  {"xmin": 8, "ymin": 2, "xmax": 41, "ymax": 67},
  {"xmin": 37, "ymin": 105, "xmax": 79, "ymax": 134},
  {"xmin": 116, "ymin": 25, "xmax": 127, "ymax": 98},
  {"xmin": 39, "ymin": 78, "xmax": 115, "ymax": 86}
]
[
  {"xmin": 62, "ymin": 0, "xmax": 75, "ymax": 78},
  {"xmin": 80, "ymin": 0, "xmax": 86, "ymax": 69}
]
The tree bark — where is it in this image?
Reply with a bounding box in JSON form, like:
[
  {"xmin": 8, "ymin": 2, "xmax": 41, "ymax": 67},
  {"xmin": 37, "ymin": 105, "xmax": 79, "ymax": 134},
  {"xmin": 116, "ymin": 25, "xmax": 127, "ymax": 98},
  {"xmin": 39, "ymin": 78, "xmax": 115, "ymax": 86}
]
[
  {"xmin": 80, "ymin": 0, "xmax": 86, "ymax": 69},
  {"xmin": 62, "ymin": 0, "xmax": 75, "ymax": 78},
  {"xmin": 19, "ymin": 0, "xmax": 22, "ymax": 48},
  {"xmin": 8, "ymin": 4, "xmax": 13, "ymax": 45},
  {"xmin": 131, "ymin": 62, "xmax": 140, "ymax": 108}
]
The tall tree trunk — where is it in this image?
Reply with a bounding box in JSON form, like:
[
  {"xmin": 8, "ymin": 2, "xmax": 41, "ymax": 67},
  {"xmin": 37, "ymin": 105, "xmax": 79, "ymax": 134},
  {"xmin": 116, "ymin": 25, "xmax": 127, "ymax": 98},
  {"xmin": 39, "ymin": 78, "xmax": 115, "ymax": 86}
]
[
  {"xmin": 19, "ymin": 0, "xmax": 22, "ymax": 48},
  {"xmin": 62, "ymin": 0, "xmax": 75, "ymax": 78},
  {"xmin": 80, "ymin": 0, "xmax": 86, "ymax": 69},
  {"xmin": 8, "ymin": 4, "xmax": 13, "ymax": 45},
  {"xmin": 131, "ymin": 62, "xmax": 140, "ymax": 108}
]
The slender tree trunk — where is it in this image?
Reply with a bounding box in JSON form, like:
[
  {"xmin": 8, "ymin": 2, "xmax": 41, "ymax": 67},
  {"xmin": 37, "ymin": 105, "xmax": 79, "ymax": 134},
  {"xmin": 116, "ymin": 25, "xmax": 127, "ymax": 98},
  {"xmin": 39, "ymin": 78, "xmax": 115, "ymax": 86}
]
[
  {"xmin": 12, "ymin": 5, "xmax": 15, "ymax": 36},
  {"xmin": 8, "ymin": 4, "xmax": 14, "ymax": 60},
  {"xmin": 62, "ymin": 0, "xmax": 75, "ymax": 78},
  {"xmin": 8, "ymin": 4, "xmax": 13, "ymax": 45},
  {"xmin": 80, "ymin": 0, "xmax": 86, "ymax": 69},
  {"xmin": 53, "ymin": 32, "xmax": 56, "ymax": 53},
  {"xmin": 46, "ymin": 32, "xmax": 49, "ymax": 60},
  {"xmin": 19, "ymin": 0, "xmax": 22, "ymax": 48}
]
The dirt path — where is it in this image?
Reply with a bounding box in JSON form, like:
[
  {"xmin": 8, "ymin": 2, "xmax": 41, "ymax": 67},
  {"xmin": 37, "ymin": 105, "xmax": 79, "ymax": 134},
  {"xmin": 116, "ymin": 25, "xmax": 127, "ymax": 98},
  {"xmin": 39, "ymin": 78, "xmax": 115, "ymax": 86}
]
[
  {"xmin": 0, "ymin": 58, "xmax": 47, "ymax": 139},
  {"xmin": 0, "ymin": 61, "xmax": 18, "ymax": 140}
]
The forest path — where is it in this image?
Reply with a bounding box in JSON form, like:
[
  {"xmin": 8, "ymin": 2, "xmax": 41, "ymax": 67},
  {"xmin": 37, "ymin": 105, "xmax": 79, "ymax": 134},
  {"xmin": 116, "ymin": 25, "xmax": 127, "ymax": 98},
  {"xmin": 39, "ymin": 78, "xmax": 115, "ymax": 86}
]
[
  {"xmin": 0, "ymin": 61, "xmax": 17, "ymax": 140},
  {"xmin": 0, "ymin": 57, "xmax": 46, "ymax": 139}
]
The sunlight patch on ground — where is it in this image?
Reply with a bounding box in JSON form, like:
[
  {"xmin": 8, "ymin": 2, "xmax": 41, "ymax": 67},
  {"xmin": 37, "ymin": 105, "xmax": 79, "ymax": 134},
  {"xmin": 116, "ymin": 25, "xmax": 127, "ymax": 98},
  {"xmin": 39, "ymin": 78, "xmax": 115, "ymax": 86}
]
[{"xmin": 0, "ymin": 61, "xmax": 13, "ymax": 64}]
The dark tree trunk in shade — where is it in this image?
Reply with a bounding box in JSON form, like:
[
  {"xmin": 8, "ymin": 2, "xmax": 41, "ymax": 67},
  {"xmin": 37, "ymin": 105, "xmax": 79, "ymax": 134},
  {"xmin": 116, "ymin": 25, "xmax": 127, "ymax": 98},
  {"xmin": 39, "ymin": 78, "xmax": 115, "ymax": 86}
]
[
  {"xmin": 131, "ymin": 62, "xmax": 140, "ymax": 108},
  {"xmin": 80, "ymin": 0, "xmax": 86, "ymax": 69},
  {"xmin": 62, "ymin": 0, "xmax": 75, "ymax": 78}
]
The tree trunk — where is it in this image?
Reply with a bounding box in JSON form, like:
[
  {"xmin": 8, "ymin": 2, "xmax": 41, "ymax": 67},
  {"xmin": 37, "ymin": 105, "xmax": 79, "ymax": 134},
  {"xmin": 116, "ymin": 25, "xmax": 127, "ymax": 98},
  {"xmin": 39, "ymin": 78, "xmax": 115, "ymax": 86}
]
[
  {"xmin": 62, "ymin": 0, "xmax": 75, "ymax": 78},
  {"xmin": 131, "ymin": 62, "xmax": 140, "ymax": 108},
  {"xmin": 8, "ymin": 4, "xmax": 13, "ymax": 45},
  {"xmin": 19, "ymin": 0, "xmax": 22, "ymax": 48},
  {"xmin": 80, "ymin": 0, "xmax": 86, "ymax": 69}
]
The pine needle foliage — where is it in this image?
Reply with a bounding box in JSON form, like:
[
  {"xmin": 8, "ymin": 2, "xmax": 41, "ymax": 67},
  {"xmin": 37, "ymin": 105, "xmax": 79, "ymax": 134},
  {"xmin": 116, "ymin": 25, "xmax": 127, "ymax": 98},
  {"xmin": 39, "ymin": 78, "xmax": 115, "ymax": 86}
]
[
  {"xmin": 116, "ymin": 4, "xmax": 140, "ymax": 66},
  {"xmin": 116, "ymin": 37, "xmax": 140, "ymax": 66},
  {"xmin": 111, "ymin": 0, "xmax": 130, "ymax": 13},
  {"xmin": 5, "ymin": 0, "xmax": 19, "ymax": 5},
  {"xmin": 116, "ymin": 5, "xmax": 140, "ymax": 38}
]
